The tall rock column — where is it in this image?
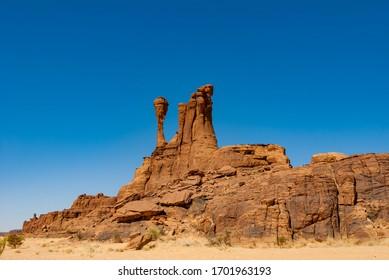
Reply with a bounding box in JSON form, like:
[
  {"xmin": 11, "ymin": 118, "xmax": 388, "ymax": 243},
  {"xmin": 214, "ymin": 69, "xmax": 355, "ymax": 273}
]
[
  {"xmin": 153, "ymin": 97, "xmax": 169, "ymax": 147},
  {"xmin": 189, "ymin": 84, "xmax": 218, "ymax": 168},
  {"xmin": 120, "ymin": 85, "xmax": 220, "ymax": 198},
  {"xmin": 177, "ymin": 103, "xmax": 187, "ymax": 145}
]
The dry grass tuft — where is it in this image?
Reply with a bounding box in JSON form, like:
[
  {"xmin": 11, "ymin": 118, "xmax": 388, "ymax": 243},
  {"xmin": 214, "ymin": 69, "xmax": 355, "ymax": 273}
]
[
  {"xmin": 207, "ymin": 230, "xmax": 231, "ymax": 249},
  {"xmin": 148, "ymin": 226, "xmax": 163, "ymax": 241}
]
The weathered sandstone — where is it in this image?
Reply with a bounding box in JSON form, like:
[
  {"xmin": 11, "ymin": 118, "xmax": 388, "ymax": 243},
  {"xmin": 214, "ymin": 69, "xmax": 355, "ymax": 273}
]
[{"xmin": 23, "ymin": 85, "xmax": 389, "ymax": 245}]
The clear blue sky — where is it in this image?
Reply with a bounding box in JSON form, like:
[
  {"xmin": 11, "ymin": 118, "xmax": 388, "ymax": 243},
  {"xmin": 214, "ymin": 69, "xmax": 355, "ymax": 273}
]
[{"xmin": 0, "ymin": 0, "xmax": 388, "ymax": 232}]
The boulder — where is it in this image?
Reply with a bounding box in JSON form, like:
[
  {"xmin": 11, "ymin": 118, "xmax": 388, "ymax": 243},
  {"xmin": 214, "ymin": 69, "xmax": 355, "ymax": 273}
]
[
  {"xmin": 212, "ymin": 166, "xmax": 237, "ymax": 178},
  {"xmin": 311, "ymin": 152, "xmax": 347, "ymax": 164},
  {"xmin": 127, "ymin": 233, "xmax": 153, "ymax": 250},
  {"xmin": 160, "ymin": 190, "xmax": 193, "ymax": 206},
  {"xmin": 114, "ymin": 200, "xmax": 163, "ymax": 223}
]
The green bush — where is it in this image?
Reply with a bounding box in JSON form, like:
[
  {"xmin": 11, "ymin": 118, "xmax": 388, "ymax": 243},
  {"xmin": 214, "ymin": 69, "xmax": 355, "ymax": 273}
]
[
  {"xmin": 0, "ymin": 236, "xmax": 7, "ymax": 255},
  {"xmin": 277, "ymin": 236, "xmax": 287, "ymax": 247},
  {"xmin": 6, "ymin": 234, "xmax": 25, "ymax": 249}
]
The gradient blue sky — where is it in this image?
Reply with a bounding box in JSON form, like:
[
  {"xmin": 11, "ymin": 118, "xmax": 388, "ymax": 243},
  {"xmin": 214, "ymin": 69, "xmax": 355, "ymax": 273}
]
[{"xmin": 0, "ymin": 0, "xmax": 388, "ymax": 232}]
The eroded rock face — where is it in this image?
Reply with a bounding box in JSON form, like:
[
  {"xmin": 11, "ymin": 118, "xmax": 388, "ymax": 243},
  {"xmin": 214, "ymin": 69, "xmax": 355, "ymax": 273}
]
[
  {"xmin": 23, "ymin": 194, "xmax": 116, "ymax": 235},
  {"xmin": 198, "ymin": 153, "xmax": 389, "ymax": 242},
  {"xmin": 114, "ymin": 200, "xmax": 163, "ymax": 223},
  {"xmin": 209, "ymin": 144, "xmax": 290, "ymax": 170},
  {"xmin": 117, "ymin": 84, "xmax": 219, "ymax": 204},
  {"xmin": 23, "ymin": 85, "xmax": 389, "ymax": 244}
]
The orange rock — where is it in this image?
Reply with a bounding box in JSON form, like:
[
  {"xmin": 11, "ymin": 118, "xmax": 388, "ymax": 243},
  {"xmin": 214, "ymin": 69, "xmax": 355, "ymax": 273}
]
[{"xmin": 23, "ymin": 85, "xmax": 389, "ymax": 244}]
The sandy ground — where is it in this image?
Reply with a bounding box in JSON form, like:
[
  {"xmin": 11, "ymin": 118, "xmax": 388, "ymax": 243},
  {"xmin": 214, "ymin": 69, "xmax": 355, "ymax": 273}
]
[{"xmin": 1, "ymin": 237, "xmax": 389, "ymax": 260}]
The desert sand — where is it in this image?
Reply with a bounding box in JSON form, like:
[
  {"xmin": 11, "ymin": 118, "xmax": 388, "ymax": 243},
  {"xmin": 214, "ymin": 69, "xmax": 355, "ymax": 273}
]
[{"xmin": 1, "ymin": 237, "xmax": 389, "ymax": 260}]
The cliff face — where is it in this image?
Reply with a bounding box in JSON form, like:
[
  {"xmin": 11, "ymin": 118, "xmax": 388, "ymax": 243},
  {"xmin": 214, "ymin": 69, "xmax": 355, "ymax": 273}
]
[
  {"xmin": 23, "ymin": 85, "xmax": 389, "ymax": 243},
  {"xmin": 201, "ymin": 152, "xmax": 389, "ymax": 242}
]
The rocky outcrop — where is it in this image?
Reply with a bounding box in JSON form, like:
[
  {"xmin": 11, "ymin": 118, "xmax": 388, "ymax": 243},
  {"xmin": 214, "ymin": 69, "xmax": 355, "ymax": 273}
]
[
  {"xmin": 114, "ymin": 200, "xmax": 163, "ymax": 223},
  {"xmin": 23, "ymin": 193, "xmax": 116, "ymax": 235},
  {"xmin": 23, "ymin": 85, "xmax": 389, "ymax": 245},
  {"xmin": 195, "ymin": 152, "xmax": 389, "ymax": 242},
  {"xmin": 117, "ymin": 84, "xmax": 219, "ymax": 207},
  {"xmin": 160, "ymin": 190, "xmax": 193, "ymax": 206},
  {"xmin": 209, "ymin": 144, "xmax": 290, "ymax": 170}
]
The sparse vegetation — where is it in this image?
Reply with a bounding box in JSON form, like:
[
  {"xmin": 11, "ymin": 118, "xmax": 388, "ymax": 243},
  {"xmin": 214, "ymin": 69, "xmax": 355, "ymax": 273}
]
[
  {"xmin": 277, "ymin": 236, "xmax": 287, "ymax": 247},
  {"xmin": 96, "ymin": 231, "xmax": 113, "ymax": 241},
  {"xmin": 112, "ymin": 233, "xmax": 123, "ymax": 243},
  {"xmin": 1, "ymin": 235, "xmax": 389, "ymax": 259},
  {"xmin": 96, "ymin": 230, "xmax": 131, "ymax": 242},
  {"xmin": 0, "ymin": 236, "xmax": 7, "ymax": 255},
  {"xmin": 6, "ymin": 234, "xmax": 25, "ymax": 249},
  {"xmin": 207, "ymin": 230, "xmax": 231, "ymax": 249},
  {"xmin": 148, "ymin": 226, "xmax": 162, "ymax": 241}
]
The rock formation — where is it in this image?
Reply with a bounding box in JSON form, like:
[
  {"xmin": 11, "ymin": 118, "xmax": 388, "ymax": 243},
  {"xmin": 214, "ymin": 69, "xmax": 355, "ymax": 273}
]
[
  {"xmin": 116, "ymin": 84, "xmax": 219, "ymax": 207},
  {"xmin": 23, "ymin": 85, "xmax": 389, "ymax": 245},
  {"xmin": 153, "ymin": 96, "xmax": 168, "ymax": 147}
]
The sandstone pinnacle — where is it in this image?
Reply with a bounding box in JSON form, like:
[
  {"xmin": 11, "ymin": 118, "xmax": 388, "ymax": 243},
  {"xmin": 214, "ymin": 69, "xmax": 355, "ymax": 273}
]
[
  {"xmin": 23, "ymin": 85, "xmax": 389, "ymax": 245},
  {"xmin": 153, "ymin": 96, "xmax": 168, "ymax": 147}
]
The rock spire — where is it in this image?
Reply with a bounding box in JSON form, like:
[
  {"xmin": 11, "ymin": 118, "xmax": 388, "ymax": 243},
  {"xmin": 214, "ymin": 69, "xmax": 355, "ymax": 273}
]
[
  {"xmin": 22, "ymin": 84, "xmax": 389, "ymax": 246},
  {"xmin": 153, "ymin": 96, "xmax": 169, "ymax": 147}
]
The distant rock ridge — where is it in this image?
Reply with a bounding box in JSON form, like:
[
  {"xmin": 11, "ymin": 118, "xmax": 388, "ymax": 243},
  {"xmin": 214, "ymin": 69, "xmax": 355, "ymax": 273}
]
[
  {"xmin": 23, "ymin": 85, "xmax": 389, "ymax": 245},
  {"xmin": 0, "ymin": 229, "xmax": 22, "ymax": 236}
]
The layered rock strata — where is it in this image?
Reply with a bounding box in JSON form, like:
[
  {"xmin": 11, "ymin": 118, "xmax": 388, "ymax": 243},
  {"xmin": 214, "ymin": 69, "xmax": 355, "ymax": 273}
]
[{"xmin": 23, "ymin": 85, "xmax": 389, "ymax": 244}]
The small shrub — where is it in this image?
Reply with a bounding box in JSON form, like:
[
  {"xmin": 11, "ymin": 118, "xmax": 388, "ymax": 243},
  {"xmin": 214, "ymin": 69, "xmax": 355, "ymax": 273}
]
[
  {"xmin": 0, "ymin": 236, "xmax": 7, "ymax": 255},
  {"xmin": 207, "ymin": 230, "xmax": 231, "ymax": 249},
  {"xmin": 277, "ymin": 236, "xmax": 287, "ymax": 247},
  {"xmin": 112, "ymin": 233, "xmax": 123, "ymax": 243},
  {"xmin": 96, "ymin": 231, "xmax": 113, "ymax": 241},
  {"xmin": 148, "ymin": 226, "xmax": 162, "ymax": 241},
  {"xmin": 6, "ymin": 234, "xmax": 25, "ymax": 249}
]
